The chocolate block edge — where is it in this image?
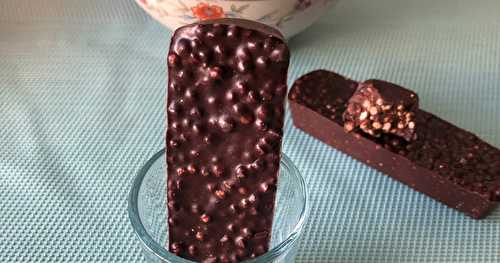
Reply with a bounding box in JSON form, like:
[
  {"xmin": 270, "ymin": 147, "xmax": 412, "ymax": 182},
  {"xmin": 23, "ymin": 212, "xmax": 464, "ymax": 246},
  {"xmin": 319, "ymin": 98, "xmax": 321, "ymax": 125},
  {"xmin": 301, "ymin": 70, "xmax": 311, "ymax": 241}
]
[{"xmin": 195, "ymin": 18, "xmax": 285, "ymax": 39}]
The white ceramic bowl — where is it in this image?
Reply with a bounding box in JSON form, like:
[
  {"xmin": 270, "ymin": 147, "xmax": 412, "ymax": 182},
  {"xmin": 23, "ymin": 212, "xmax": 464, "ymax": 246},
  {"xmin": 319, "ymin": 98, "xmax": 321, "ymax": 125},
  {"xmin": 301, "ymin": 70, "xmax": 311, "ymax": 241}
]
[{"xmin": 135, "ymin": 0, "xmax": 338, "ymax": 38}]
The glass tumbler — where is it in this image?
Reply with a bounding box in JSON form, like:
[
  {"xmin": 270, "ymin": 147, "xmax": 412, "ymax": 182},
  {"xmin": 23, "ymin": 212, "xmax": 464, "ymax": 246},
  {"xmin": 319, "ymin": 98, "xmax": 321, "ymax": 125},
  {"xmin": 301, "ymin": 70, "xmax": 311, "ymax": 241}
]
[{"xmin": 128, "ymin": 148, "xmax": 308, "ymax": 263}]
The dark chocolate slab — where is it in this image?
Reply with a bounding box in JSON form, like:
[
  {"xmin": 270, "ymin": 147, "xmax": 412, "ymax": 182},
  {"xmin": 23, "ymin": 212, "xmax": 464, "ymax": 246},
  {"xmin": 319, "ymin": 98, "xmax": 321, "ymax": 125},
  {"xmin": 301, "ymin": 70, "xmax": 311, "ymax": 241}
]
[
  {"xmin": 289, "ymin": 70, "xmax": 500, "ymax": 219},
  {"xmin": 343, "ymin": 80, "xmax": 418, "ymax": 141},
  {"xmin": 166, "ymin": 19, "xmax": 289, "ymax": 262}
]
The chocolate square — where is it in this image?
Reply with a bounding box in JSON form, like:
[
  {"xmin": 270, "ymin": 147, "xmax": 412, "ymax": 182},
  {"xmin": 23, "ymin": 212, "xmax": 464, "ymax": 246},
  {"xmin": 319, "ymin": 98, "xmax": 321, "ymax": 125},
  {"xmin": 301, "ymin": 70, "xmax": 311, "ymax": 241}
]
[{"xmin": 343, "ymin": 79, "xmax": 419, "ymax": 141}]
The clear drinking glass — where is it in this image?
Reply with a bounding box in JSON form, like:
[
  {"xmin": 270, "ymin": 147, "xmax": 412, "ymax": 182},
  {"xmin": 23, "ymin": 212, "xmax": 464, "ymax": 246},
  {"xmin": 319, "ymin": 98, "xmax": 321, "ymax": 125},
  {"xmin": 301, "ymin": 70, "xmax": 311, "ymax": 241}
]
[{"xmin": 128, "ymin": 148, "xmax": 308, "ymax": 263}]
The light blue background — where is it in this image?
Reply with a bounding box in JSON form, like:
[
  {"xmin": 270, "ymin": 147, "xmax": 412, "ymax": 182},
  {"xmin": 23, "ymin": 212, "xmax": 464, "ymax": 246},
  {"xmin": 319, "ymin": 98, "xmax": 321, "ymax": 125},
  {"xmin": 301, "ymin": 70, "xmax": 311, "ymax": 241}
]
[{"xmin": 1, "ymin": 0, "xmax": 499, "ymax": 262}]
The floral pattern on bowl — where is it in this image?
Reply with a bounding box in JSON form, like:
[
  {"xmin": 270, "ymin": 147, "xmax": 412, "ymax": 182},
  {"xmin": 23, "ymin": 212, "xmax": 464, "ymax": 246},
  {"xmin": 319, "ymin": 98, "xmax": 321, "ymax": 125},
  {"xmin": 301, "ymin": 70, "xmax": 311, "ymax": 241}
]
[{"xmin": 136, "ymin": 0, "xmax": 338, "ymax": 38}]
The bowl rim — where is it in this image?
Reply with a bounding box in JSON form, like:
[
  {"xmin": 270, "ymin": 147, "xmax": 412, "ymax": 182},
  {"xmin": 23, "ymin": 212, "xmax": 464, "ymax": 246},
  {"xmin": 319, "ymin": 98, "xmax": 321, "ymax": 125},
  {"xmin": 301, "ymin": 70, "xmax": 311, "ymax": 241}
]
[
  {"xmin": 138, "ymin": 0, "xmax": 295, "ymax": 4},
  {"xmin": 128, "ymin": 148, "xmax": 309, "ymax": 262}
]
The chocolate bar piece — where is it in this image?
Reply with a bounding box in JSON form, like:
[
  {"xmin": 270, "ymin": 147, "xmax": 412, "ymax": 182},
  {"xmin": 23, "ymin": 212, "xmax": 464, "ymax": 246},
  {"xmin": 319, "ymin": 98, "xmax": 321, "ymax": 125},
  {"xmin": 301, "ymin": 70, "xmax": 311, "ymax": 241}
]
[
  {"xmin": 343, "ymin": 80, "xmax": 418, "ymax": 141},
  {"xmin": 166, "ymin": 19, "xmax": 289, "ymax": 262},
  {"xmin": 289, "ymin": 70, "xmax": 500, "ymax": 219}
]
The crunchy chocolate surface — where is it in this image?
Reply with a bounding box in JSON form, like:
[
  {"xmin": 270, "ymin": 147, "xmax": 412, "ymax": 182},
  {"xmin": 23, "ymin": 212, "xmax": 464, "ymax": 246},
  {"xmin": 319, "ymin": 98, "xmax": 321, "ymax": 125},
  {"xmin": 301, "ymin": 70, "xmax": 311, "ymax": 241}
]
[
  {"xmin": 343, "ymin": 80, "xmax": 418, "ymax": 141},
  {"xmin": 166, "ymin": 19, "xmax": 289, "ymax": 262},
  {"xmin": 289, "ymin": 70, "xmax": 358, "ymax": 123},
  {"xmin": 289, "ymin": 70, "xmax": 500, "ymax": 218}
]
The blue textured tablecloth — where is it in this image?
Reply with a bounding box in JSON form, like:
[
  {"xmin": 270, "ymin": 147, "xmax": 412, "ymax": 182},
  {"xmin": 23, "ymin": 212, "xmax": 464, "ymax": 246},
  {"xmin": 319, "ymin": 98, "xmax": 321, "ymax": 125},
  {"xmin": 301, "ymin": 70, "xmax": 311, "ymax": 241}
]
[{"xmin": 1, "ymin": 0, "xmax": 500, "ymax": 262}]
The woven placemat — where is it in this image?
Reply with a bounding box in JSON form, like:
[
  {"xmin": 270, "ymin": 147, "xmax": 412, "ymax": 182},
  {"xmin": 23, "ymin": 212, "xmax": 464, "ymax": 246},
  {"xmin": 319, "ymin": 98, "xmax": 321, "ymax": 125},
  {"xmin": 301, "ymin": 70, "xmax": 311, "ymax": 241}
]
[{"xmin": 1, "ymin": 0, "xmax": 499, "ymax": 261}]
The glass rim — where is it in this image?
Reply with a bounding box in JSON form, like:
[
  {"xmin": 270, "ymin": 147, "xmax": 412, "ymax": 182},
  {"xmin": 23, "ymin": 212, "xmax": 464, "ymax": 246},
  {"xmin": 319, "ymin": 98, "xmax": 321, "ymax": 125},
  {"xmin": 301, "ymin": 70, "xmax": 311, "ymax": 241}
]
[{"xmin": 127, "ymin": 148, "xmax": 308, "ymax": 262}]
